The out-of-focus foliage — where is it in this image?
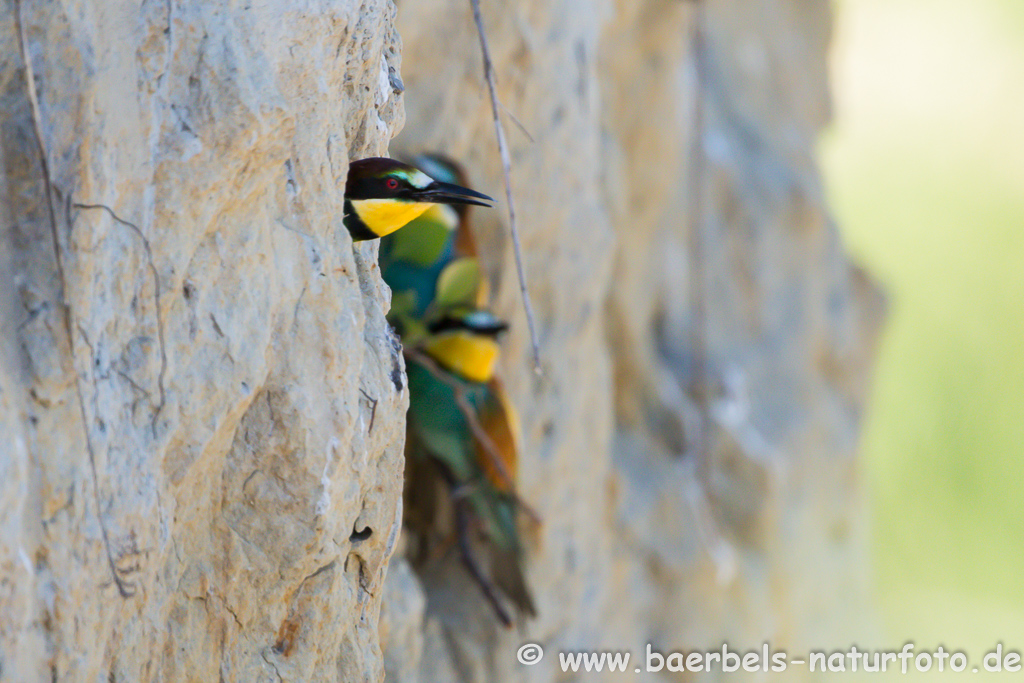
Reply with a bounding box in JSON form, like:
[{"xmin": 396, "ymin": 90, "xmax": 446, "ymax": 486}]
[{"xmin": 823, "ymin": 0, "xmax": 1024, "ymax": 669}]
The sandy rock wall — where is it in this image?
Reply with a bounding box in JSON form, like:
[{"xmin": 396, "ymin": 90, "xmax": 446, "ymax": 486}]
[{"xmin": 1, "ymin": 1, "xmax": 406, "ymax": 681}]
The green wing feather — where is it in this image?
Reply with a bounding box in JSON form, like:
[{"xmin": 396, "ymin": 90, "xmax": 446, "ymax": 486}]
[{"xmin": 405, "ymin": 360, "xmax": 519, "ymax": 552}]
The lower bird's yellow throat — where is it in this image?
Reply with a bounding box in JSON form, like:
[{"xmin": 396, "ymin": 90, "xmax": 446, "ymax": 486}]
[
  {"xmin": 350, "ymin": 199, "xmax": 433, "ymax": 237},
  {"xmin": 424, "ymin": 332, "xmax": 500, "ymax": 384}
]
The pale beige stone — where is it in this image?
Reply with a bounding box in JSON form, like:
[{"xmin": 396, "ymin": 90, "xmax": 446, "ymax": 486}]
[{"xmin": 2, "ymin": 1, "xmax": 406, "ymax": 680}]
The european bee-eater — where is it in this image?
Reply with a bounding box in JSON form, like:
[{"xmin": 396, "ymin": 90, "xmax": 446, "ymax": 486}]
[
  {"xmin": 422, "ymin": 308, "xmax": 508, "ymax": 383},
  {"xmin": 379, "ymin": 155, "xmax": 487, "ymax": 324},
  {"xmin": 376, "ymin": 154, "xmax": 535, "ymax": 626},
  {"xmin": 404, "ymin": 307, "xmax": 536, "ymax": 625},
  {"xmin": 405, "ymin": 153, "xmax": 482, "ymax": 258},
  {"xmin": 344, "ymin": 157, "xmax": 493, "ymax": 242}
]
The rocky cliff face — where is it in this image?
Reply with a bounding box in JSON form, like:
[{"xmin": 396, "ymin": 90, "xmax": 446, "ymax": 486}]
[
  {"xmin": 0, "ymin": 0, "xmax": 881, "ymax": 681},
  {"xmin": 2, "ymin": 1, "xmax": 406, "ymax": 680}
]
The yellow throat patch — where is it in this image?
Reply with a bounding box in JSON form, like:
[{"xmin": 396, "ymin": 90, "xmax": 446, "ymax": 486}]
[
  {"xmin": 350, "ymin": 198, "xmax": 433, "ymax": 238},
  {"xmin": 424, "ymin": 332, "xmax": 500, "ymax": 384}
]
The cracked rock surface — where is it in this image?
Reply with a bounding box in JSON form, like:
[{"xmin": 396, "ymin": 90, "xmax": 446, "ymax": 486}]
[{"xmin": 2, "ymin": 1, "xmax": 405, "ymax": 681}]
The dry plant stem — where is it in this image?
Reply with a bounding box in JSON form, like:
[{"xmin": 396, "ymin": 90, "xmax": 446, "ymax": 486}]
[
  {"xmin": 499, "ymin": 101, "xmax": 535, "ymax": 143},
  {"xmin": 15, "ymin": 0, "xmax": 133, "ymax": 598},
  {"xmin": 688, "ymin": 4, "xmax": 711, "ymax": 467},
  {"xmin": 469, "ymin": 0, "xmax": 542, "ymax": 374},
  {"xmin": 406, "ymin": 349, "xmax": 541, "ymax": 524},
  {"xmin": 456, "ymin": 498, "xmax": 514, "ymax": 627}
]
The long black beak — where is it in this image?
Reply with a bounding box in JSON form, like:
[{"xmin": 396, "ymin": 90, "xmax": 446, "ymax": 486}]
[
  {"xmin": 419, "ymin": 181, "xmax": 493, "ymax": 208},
  {"xmin": 429, "ymin": 311, "xmax": 509, "ymax": 337}
]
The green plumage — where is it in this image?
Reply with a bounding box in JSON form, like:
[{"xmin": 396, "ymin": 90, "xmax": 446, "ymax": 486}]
[
  {"xmin": 405, "ymin": 360, "xmax": 518, "ymax": 552},
  {"xmin": 380, "ymin": 213, "xmax": 458, "ymax": 324}
]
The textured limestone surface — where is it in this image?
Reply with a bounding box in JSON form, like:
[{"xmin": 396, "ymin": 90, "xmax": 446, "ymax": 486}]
[
  {"xmin": 1, "ymin": 1, "xmax": 407, "ymax": 681},
  {"xmin": 382, "ymin": 0, "xmax": 883, "ymax": 681},
  {"xmin": 1, "ymin": 0, "xmax": 882, "ymax": 681}
]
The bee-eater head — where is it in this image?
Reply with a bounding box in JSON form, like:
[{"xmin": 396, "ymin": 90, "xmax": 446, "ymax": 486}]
[
  {"xmin": 422, "ymin": 308, "xmax": 509, "ymax": 383},
  {"xmin": 409, "ymin": 153, "xmax": 467, "ymax": 189},
  {"xmin": 344, "ymin": 157, "xmax": 493, "ymax": 241},
  {"xmin": 428, "ymin": 308, "xmax": 509, "ymax": 338}
]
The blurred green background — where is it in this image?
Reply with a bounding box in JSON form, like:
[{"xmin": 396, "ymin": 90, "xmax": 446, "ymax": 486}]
[{"xmin": 822, "ymin": 0, "xmax": 1024, "ymax": 673}]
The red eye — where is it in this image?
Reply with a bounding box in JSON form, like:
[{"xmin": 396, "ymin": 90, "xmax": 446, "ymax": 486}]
[{"xmin": 386, "ymin": 178, "xmax": 400, "ymax": 190}]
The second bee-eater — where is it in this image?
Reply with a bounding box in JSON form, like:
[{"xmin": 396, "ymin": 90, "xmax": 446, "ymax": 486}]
[
  {"xmin": 404, "ymin": 308, "xmax": 536, "ymax": 625},
  {"xmin": 380, "ymin": 155, "xmax": 487, "ymax": 322}
]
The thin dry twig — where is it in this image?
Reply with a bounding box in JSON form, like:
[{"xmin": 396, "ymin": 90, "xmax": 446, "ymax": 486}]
[
  {"xmin": 406, "ymin": 349, "xmax": 541, "ymax": 524},
  {"xmin": 15, "ymin": 0, "xmax": 134, "ymax": 598},
  {"xmin": 456, "ymin": 498, "xmax": 513, "ymax": 627},
  {"xmin": 688, "ymin": 4, "xmax": 711, "ymax": 466},
  {"xmin": 469, "ymin": 0, "xmax": 542, "ymax": 374},
  {"xmin": 498, "ymin": 101, "xmax": 535, "ymax": 144}
]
